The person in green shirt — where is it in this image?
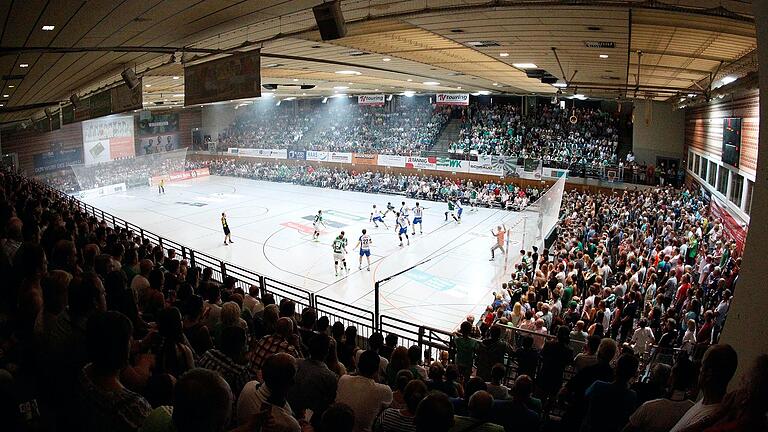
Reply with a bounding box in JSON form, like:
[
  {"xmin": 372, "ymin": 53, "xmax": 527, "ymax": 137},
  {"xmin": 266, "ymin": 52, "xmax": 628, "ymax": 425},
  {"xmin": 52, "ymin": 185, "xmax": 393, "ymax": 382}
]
[
  {"xmin": 452, "ymin": 321, "xmax": 479, "ymax": 382},
  {"xmin": 332, "ymin": 231, "xmax": 349, "ymax": 276},
  {"xmin": 562, "ymin": 283, "xmax": 575, "ymax": 307}
]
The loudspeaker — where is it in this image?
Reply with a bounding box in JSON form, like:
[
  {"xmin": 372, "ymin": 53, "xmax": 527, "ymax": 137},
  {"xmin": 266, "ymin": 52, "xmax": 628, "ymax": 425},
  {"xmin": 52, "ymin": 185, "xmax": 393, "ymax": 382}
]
[
  {"xmin": 121, "ymin": 68, "xmax": 140, "ymax": 90},
  {"xmin": 44, "ymin": 107, "xmax": 53, "ymax": 120},
  {"xmin": 70, "ymin": 94, "xmax": 83, "ymax": 110},
  {"xmin": 300, "ymin": 84, "xmax": 316, "ymax": 90},
  {"xmin": 313, "ymin": 1, "xmax": 346, "ymax": 41},
  {"xmin": 262, "ymin": 84, "xmax": 278, "ymax": 90}
]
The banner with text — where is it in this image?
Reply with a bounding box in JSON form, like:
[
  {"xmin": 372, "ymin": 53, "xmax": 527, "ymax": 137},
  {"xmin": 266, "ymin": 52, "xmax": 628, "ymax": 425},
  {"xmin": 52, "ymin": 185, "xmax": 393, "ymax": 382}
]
[
  {"xmin": 33, "ymin": 147, "xmax": 84, "ymax": 174},
  {"xmin": 329, "ymin": 152, "xmax": 353, "ymax": 164},
  {"xmin": 306, "ymin": 151, "xmax": 330, "ymax": 162},
  {"xmin": 405, "ymin": 156, "xmax": 437, "ymax": 170},
  {"xmin": 288, "ymin": 150, "xmax": 306, "ymax": 160},
  {"xmin": 228, "ymin": 148, "xmax": 287, "ymax": 159},
  {"xmin": 434, "ymin": 157, "xmax": 470, "ymax": 173},
  {"xmin": 357, "ymin": 95, "xmax": 385, "ymax": 106},
  {"xmin": 149, "ymin": 167, "xmax": 210, "ymax": 186},
  {"xmin": 709, "ymin": 198, "xmax": 748, "ymax": 253},
  {"xmin": 435, "ymin": 93, "xmax": 469, "ymax": 106},
  {"xmin": 352, "ymin": 153, "xmax": 378, "ymax": 165},
  {"xmin": 82, "ymin": 115, "xmax": 136, "ymax": 164},
  {"xmin": 377, "ymin": 154, "xmax": 407, "ymax": 167}
]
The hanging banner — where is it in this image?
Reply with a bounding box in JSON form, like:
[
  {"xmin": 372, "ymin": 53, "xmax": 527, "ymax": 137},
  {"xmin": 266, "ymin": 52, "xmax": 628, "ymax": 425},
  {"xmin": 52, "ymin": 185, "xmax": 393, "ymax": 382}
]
[
  {"xmin": 709, "ymin": 198, "xmax": 748, "ymax": 253},
  {"xmin": 435, "ymin": 93, "xmax": 469, "ymax": 106},
  {"xmin": 352, "ymin": 153, "xmax": 378, "ymax": 165},
  {"xmin": 306, "ymin": 151, "xmax": 330, "ymax": 162},
  {"xmin": 357, "ymin": 95, "xmax": 385, "ymax": 106},
  {"xmin": 33, "ymin": 147, "xmax": 84, "ymax": 174},
  {"xmin": 377, "ymin": 154, "xmax": 407, "ymax": 167},
  {"xmin": 329, "ymin": 152, "xmax": 353, "ymax": 163},
  {"xmin": 434, "ymin": 157, "xmax": 470, "ymax": 173},
  {"xmin": 82, "ymin": 115, "xmax": 135, "ymax": 164},
  {"xmin": 230, "ymin": 148, "xmax": 287, "ymax": 159},
  {"xmin": 110, "ymin": 82, "xmax": 143, "ymax": 113},
  {"xmin": 469, "ymin": 159, "xmax": 503, "ymax": 176},
  {"xmin": 288, "ymin": 150, "xmax": 306, "ymax": 160},
  {"xmin": 405, "ymin": 156, "xmax": 437, "ymax": 170}
]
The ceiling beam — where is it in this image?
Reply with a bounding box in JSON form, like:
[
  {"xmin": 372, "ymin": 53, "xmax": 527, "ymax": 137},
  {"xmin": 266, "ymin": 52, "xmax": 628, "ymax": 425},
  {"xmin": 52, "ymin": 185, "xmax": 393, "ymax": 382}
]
[
  {"xmin": 630, "ymin": 49, "xmax": 733, "ymax": 63},
  {"xmin": 0, "ymin": 45, "xmax": 230, "ymax": 57}
]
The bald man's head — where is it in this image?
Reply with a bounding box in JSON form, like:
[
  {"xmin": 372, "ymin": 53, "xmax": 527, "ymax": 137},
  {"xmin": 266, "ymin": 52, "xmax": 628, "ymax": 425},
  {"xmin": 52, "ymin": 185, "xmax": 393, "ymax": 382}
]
[
  {"xmin": 173, "ymin": 368, "xmax": 232, "ymax": 432},
  {"xmin": 262, "ymin": 353, "xmax": 297, "ymax": 397},
  {"xmin": 275, "ymin": 317, "xmax": 293, "ymax": 337},
  {"xmin": 468, "ymin": 391, "xmax": 494, "ymax": 421}
]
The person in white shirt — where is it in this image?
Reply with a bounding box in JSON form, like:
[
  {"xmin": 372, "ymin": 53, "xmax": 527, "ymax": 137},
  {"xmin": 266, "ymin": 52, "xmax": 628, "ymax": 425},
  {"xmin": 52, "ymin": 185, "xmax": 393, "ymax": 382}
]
[
  {"xmin": 669, "ymin": 344, "xmax": 738, "ymax": 432},
  {"xmin": 336, "ymin": 350, "xmax": 393, "ymax": 432},
  {"xmin": 625, "ymin": 357, "xmax": 696, "ymax": 432},
  {"xmin": 630, "ymin": 319, "xmax": 655, "ymax": 356},
  {"xmin": 237, "ymin": 353, "xmax": 301, "ymax": 431}
]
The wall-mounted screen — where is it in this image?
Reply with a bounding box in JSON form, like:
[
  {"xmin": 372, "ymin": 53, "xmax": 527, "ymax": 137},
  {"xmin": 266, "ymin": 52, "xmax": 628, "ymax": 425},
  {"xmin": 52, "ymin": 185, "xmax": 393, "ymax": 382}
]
[{"xmin": 722, "ymin": 117, "xmax": 741, "ymax": 168}]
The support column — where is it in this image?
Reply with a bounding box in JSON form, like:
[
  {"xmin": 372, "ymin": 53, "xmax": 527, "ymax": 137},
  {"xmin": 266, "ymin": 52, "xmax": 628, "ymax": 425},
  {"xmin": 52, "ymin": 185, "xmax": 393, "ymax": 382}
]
[{"xmin": 719, "ymin": 1, "xmax": 768, "ymax": 385}]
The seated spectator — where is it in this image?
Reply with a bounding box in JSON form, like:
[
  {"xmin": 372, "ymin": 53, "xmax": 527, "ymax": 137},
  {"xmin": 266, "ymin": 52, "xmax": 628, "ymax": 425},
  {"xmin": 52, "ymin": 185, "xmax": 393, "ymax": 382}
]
[
  {"xmin": 485, "ymin": 363, "xmax": 510, "ymax": 400},
  {"xmin": 379, "ymin": 334, "xmax": 398, "ymax": 360},
  {"xmin": 250, "ymin": 317, "xmax": 301, "ymax": 371},
  {"xmin": 152, "ymin": 307, "xmax": 195, "ymax": 378},
  {"xmin": 75, "ymin": 311, "xmax": 151, "ymax": 432},
  {"xmin": 575, "ymin": 335, "xmax": 601, "ymax": 372},
  {"xmin": 415, "ymin": 391, "xmax": 455, "ymax": 432},
  {"xmin": 354, "ymin": 332, "xmax": 389, "ymax": 383},
  {"xmin": 492, "ymin": 375, "xmax": 540, "ymax": 432},
  {"xmin": 581, "ymin": 353, "xmax": 641, "ymax": 432},
  {"xmin": 632, "ymin": 363, "xmax": 672, "ymax": 405},
  {"xmin": 391, "ymin": 370, "xmax": 415, "ymax": 410},
  {"xmin": 321, "ymin": 403, "xmax": 356, "ymax": 432},
  {"xmin": 375, "ymin": 379, "xmax": 427, "ymax": 432},
  {"xmin": 450, "ymin": 377, "xmax": 487, "ymax": 417},
  {"xmin": 450, "ymin": 390, "xmax": 504, "ymax": 432},
  {"xmin": 181, "ymin": 295, "xmax": 213, "ymax": 356},
  {"xmin": 624, "ymin": 356, "xmax": 696, "ymax": 432},
  {"xmin": 335, "ymin": 350, "xmax": 393, "ymax": 432},
  {"xmin": 237, "ymin": 353, "xmax": 300, "ymax": 430},
  {"xmin": 560, "ymin": 337, "xmax": 618, "ymax": 430},
  {"xmin": 669, "ymin": 344, "xmax": 738, "ymax": 431},
  {"xmin": 287, "ymin": 333, "xmax": 338, "ymax": 428},
  {"xmin": 427, "ymin": 363, "xmax": 457, "ymax": 397},
  {"xmin": 198, "ymin": 325, "xmax": 254, "ymax": 398}
]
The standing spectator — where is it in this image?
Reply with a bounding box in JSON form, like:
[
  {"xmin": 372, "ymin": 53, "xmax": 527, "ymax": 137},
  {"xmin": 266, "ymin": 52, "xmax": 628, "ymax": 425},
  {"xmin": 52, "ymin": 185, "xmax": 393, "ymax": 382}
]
[
  {"xmin": 336, "ymin": 350, "xmax": 393, "ymax": 432},
  {"xmin": 236, "ymin": 353, "xmax": 300, "ymax": 430},
  {"xmin": 475, "ymin": 326, "xmax": 512, "ymax": 381},
  {"xmin": 581, "ymin": 353, "xmax": 640, "ymax": 432},
  {"xmin": 624, "ymin": 357, "xmax": 696, "ymax": 432},
  {"xmin": 287, "ymin": 333, "xmax": 339, "ymax": 428},
  {"xmin": 453, "ymin": 321, "xmax": 479, "ymax": 382}
]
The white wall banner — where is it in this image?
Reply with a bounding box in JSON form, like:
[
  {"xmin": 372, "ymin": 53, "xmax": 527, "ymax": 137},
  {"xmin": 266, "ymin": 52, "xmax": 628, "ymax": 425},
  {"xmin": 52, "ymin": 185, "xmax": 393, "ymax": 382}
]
[
  {"xmin": 357, "ymin": 94, "xmax": 385, "ymax": 106},
  {"xmin": 469, "ymin": 160, "xmax": 503, "ymax": 176},
  {"xmin": 234, "ymin": 148, "xmax": 287, "ymax": 159},
  {"xmin": 77, "ymin": 182, "xmax": 127, "ymax": 200},
  {"xmin": 434, "ymin": 157, "xmax": 470, "ymax": 173},
  {"xmin": 306, "ymin": 151, "xmax": 330, "ymax": 162},
  {"xmin": 405, "ymin": 156, "xmax": 436, "ymax": 170},
  {"xmin": 82, "ymin": 115, "xmax": 135, "ymax": 165},
  {"xmin": 435, "ymin": 93, "xmax": 470, "ymax": 106},
  {"xmin": 329, "ymin": 152, "xmax": 353, "ymax": 163},
  {"xmin": 377, "ymin": 154, "xmax": 407, "ymax": 167}
]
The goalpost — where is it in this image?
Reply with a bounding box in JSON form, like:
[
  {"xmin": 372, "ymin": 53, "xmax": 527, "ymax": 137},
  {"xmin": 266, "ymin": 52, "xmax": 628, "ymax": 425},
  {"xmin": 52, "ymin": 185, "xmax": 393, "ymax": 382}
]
[{"xmin": 70, "ymin": 148, "xmax": 188, "ymax": 193}]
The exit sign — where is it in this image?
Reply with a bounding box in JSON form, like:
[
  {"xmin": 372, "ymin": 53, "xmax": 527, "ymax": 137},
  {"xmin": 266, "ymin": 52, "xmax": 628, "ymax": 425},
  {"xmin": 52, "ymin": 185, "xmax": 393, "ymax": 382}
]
[{"xmin": 585, "ymin": 41, "xmax": 615, "ymax": 48}]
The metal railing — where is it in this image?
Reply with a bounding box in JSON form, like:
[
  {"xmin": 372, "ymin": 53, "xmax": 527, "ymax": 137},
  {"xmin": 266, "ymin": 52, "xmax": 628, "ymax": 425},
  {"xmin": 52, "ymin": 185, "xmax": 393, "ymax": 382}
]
[{"xmin": 34, "ymin": 175, "xmax": 457, "ymax": 357}]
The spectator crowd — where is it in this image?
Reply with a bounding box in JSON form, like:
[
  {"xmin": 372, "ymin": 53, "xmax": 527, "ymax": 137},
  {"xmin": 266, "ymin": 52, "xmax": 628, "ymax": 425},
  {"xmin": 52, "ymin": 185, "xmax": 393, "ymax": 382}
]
[{"xmin": 0, "ymin": 163, "xmax": 764, "ymax": 432}]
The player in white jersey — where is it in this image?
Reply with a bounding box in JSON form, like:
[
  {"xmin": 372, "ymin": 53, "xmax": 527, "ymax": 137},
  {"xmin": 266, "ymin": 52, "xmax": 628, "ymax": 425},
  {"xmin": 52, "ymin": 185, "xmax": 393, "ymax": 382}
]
[
  {"xmin": 411, "ymin": 202, "xmax": 424, "ymax": 235},
  {"xmin": 396, "ymin": 212, "xmax": 411, "ymax": 247},
  {"xmin": 370, "ymin": 204, "xmax": 389, "ymax": 229},
  {"xmin": 312, "ymin": 210, "xmax": 325, "ymax": 241},
  {"xmin": 355, "ymin": 229, "xmax": 372, "ymax": 271},
  {"xmin": 331, "ymin": 231, "xmax": 349, "ymax": 276},
  {"xmin": 399, "ymin": 201, "xmax": 410, "ymax": 220}
]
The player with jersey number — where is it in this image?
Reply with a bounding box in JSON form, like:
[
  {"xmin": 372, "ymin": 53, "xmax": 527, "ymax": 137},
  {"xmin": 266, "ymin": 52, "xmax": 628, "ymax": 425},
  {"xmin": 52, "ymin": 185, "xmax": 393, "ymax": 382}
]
[
  {"xmin": 355, "ymin": 229, "xmax": 373, "ymax": 271},
  {"xmin": 399, "ymin": 201, "xmax": 410, "ymax": 221},
  {"xmin": 312, "ymin": 210, "xmax": 325, "ymax": 241},
  {"xmin": 332, "ymin": 231, "xmax": 349, "ymax": 276},
  {"xmin": 370, "ymin": 205, "xmax": 389, "ymax": 229},
  {"xmin": 396, "ymin": 212, "xmax": 411, "ymax": 247},
  {"xmin": 411, "ymin": 202, "xmax": 424, "ymax": 235},
  {"xmin": 445, "ymin": 199, "xmax": 461, "ymax": 224}
]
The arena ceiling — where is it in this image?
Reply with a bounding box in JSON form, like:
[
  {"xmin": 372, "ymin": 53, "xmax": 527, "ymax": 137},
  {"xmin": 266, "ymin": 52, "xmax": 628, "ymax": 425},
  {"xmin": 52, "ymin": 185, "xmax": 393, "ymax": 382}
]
[{"xmin": 0, "ymin": 0, "xmax": 757, "ymax": 123}]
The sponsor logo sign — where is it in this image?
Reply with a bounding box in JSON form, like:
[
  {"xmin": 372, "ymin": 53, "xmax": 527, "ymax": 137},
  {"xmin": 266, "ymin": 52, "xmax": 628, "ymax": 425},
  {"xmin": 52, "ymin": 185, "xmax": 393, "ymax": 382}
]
[
  {"xmin": 306, "ymin": 151, "xmax": 329, "ymax": 162},
  {"xmin": 288, "ymin": 150, "xmax": 306, "ymax": 160},
  {"xmin": 33, "ymin": 147, "xmax": 83, "ymax": 174},
  {"xmin": 357, "ymin": 94, "xmax": 385, "ymax": 106},
  {"xmin": 435, "ymin": 93, "xmax": 469, "ymax": 106},
  {"xmin": 149, "ymin": 168, "xmax": 210, "ymax": 186},
  {"xmin": 709, "ymin": 198, "xmax": 748, "ymax": 253},
  {"xmin": 78, "ymin": 183, "xmax": 127, "ymax": 200},
  {"xmin": 234, "ymin": 148, "xmax": 287, "ymax": 159},
  {"xmin": 469, "ymin": 160, "xmax": 503, "ymax": 176},
  {"xmin": 434, "ymin": 157, "xmax": 469, "ymax": 173},
  {"xmin": 329, "ymin": 152, "xmax": 353, "ymax": 163},
  {"xmin": 377, "ymin": 155, "xmax": 407, "ymax": 167},
  {"xmin": 352, "ymin": 153, "xmax": 378, "ymax": 165},
  {"xmin": 405, "ymin": 156, "xmax": 436, "ymax": 170}
]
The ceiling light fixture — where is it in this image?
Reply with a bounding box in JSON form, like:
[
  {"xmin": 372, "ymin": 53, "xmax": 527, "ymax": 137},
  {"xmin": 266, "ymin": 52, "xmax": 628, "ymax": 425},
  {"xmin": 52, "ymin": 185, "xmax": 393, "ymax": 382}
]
[
  {"xmin": 2, "ymin": 94, "xmax": 8, "ymax": 98},
  {"xmin": 406, "ymin": 79, "xmax": 413, "ymax": 82},
  {"xmin": 382, "ymin": 57, "xmax": 391, "ymax": 62},
  {"xmin": 145, "ymin": 84, "xmax": 151, "ymax": 87},
  {"xmin": 687, "ymin": 93, "xmax": 696, "ymax": 97},
  {"xmin": 499, "ymin": 53, "xmax": 509, "ymax": 57},
  {"xmin": 423, "ymin": 81, "xmax": 440, "ymax": 85},
  {"xmin": 599, "ymin": 54, "xmax": 609, "ymax": 59},
  {"xmin": 293, "ymin": 78, "xmax": 299, "ymax": 82},
  {"xmin": 173, "ymin": 76, "xmax": 179, "ymax": 80},
  {"xmin": 478, "ymin": 90, "xmax": 490, "ymax": 95},
  {"xmin": 492, "ymin": 83, "xmax": 499, "ymax": 86},
  {"xmin": 512, "ymin": 63, "xmax": 537, "ymax": 69},
  {"xmin": 302, "ymin": 93, "xmax": 307, "ymax": 96},
  {"xmin": 173, "ymin": 94, "xmax": 184, "ymax": 97},
  {"xmin": 284, "ymin": 97, "xmax": 296, "ymax": 101},
  {"xmin": 8, "ymin": 85, "xmax": 13, "ymax": 88},
  {"xmin": 456, "ymin": 86, "xmax": 462, "ymax": 90},
  {"xmin": 335, "ymin": 70, "xmax": 361, "ymax": 75},
  {"xmin": 403, "ymin": 91, "xmax": 415, "ymax": 97},
  {"xmin": 552, "ymin": 82, "xmax": 568, "ymax": 88},
  {"xmin": 42, "ymin": 25, "xmax": 55, "ymax": 31},
  {"xmin": 721, "ymin": 75, "xmax": 736, "ymax": 85},
  {"xmin": 333, "ymin": 86, "xmax": 349, "ymax": 90},
  {"xmin": 19, "ymin": 63, "xmax": 28, "ymax": 68}
]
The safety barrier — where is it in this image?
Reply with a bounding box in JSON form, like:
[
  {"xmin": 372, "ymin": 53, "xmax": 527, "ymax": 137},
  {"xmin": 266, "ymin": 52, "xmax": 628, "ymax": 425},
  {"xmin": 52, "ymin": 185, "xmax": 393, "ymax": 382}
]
[{"xmin": 314, "ymin": 295, "xmax": 377, "ymax": 340}]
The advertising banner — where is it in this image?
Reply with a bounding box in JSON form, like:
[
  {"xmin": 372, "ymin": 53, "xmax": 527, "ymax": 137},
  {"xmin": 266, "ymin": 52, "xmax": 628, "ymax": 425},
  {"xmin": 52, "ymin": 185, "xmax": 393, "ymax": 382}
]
[
  {"xmin": 434, "ymin": 157, "xmax": 469, "ymax": 173},
  {"xmin": 185, "ymin": 51, "xmax": 261, "ymax": 106},
  {"xmin": 138, "ymin": 112, "xmax": 179, "ymax": 135},
  {"xmin": 352, "ymin": 153, "xmax": 378, "ymax": 165},
  {"xmin": 405, "ymin": 156, "xmax": 436, "ymax": 170},
  {"xmin": 149, "ymin": 168, "xmax": 210, "ymax": 186},
  {"xmin": 435, "ymin": 93, "xmax": 469, "ymax": 106},
  {"xmin": 306, "ymin": 151, "xmax": 330, "ymax": 162},
  {"xmin": 77, "ymin": 182, "xmax": 127, "ymax": 200},
  {"xmin": 137, "ymin": 134, "xmax": 179, "ymax": 155},
  {"xmin": 288, "ymin": 150, "xmax": 306, "ymax": 160},
  {"xmin": 232, "ymin": 148, "xmax": 287, "ymax": 159},
  {"xmin": 709, "ymin": 198, "xmax": 748, "ymax": 253},
  {"xmin": 110, "ymin": 82, "xmax": 143, "ymax": 113},
  {"xmin": 329, "ymin": 152, "xmax": 353, "ymax": 164},
  {"xmin": 377, "ymin": 154, "xmax": 407, "ymax": 167},
  {"xmin": 33, "ymin": 147, "xmax": 83, "ymax": 174},
  {"xmin": 357, "ymin": 94, "xmax": 385, "ymax": 106},
  {"xmin": 82, "ymin": 115, "xmax": 135, "ymax": 164},
  {"xmin": 469, "ymin": 160, "xmax": 503, "ymax": 176}
]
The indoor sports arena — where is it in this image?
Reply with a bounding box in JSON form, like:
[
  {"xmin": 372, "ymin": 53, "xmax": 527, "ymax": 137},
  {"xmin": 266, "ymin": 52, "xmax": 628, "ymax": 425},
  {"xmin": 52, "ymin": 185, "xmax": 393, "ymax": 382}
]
[{"xmin": 0, "ymin": 1, "xmax": 766, "ymax": 431}]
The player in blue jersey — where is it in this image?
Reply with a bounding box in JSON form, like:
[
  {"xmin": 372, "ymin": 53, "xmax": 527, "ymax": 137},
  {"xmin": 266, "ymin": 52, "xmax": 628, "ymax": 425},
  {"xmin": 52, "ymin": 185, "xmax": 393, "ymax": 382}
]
[
  {"xmin": 396, "ymin": 212, "xmax": 411, "ymax": 247},
  {"xmin": 456, "ymin": 199, "xmax": 464, "ymax": 222},
  {"xmin": 370, "ymin": 204, "xmax": 389, "ymax": 229},
  {"xmin": 355, "ymin": 229, "xmax": 373, "ymax": 271},
  {"xmin": 411, "ymin": 202, "xmax": 424, "ymax": 235}
]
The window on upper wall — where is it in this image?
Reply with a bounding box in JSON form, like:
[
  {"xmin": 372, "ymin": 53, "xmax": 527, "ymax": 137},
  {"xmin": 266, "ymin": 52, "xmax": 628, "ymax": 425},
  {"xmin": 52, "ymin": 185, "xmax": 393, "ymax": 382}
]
[
  {"xmin": 717, "ymin": 166, "xmax": 729, "ymax": 194},
  {"xmin": 694, "ymin": 155, "xmax": 700, "ymax": 175},
  {"xmin": 708, "ymin": 161, "xmax": 717, "ymax": 186},
  {"xmin": 688, "ymin": 152, "xmax": 694, "ymax": 170},
  {"xmin": 745, "ymin": 180, "xmax": 754, "ymax": 215},
  {"xmin": 729, "ymin": 173, "xmax": 743, "ymax": 207}
]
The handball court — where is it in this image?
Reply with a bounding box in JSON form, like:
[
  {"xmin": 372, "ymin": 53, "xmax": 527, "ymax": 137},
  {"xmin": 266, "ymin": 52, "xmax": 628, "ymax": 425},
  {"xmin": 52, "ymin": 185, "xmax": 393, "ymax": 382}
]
[{"xmin": 80, "ymin": 175, "xmax": 536, "ymax": 330}]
